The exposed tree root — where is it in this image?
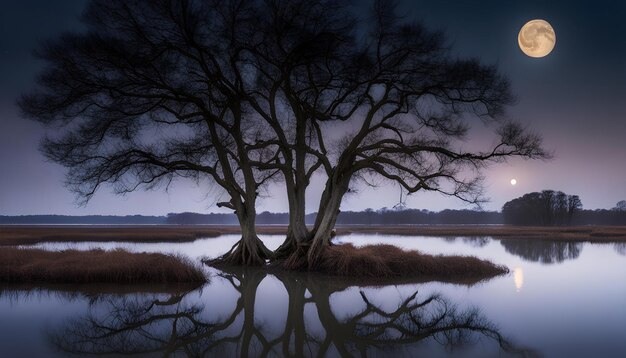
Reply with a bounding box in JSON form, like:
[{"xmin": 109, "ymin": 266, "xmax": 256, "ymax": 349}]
[
  {"xmin": 273, "ymin": 234, "xmax": 299, "ymax": 261},
  {"xmin": 306, "ymin": 238, "xmax": 328, "ymax": 270},
  {"xmin": 274, "ymin": 229, "xmax": 313, "ymax": 260},
  {"xmin": 207, "ymin": 237, "xmax": 274, "ymax": 267}
]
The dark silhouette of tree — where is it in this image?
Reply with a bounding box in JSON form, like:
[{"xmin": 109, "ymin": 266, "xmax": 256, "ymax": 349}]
[
  {"xmin": 49, "ymin": 269, "xmax": 536, "ymax": 357},
  {"xmin": 20, "ymin": 0, "xmax": 548, "ymax": 268},
  {"xmin": 163, "ymin": 208, "xmax": 504, "ymax": 225},
  {"xmin": 567, "ymin": 195, "xmax": 583, "ymax": 223},
  {"xmin": 502, "ymin": 190, "xmax": 582, "ymax": 226},
  {"xmin": 19, "ymin": 0, "xmax": 283, "ymax": 265},
  {"xmin": 261, "ymin": 0, "xmax": 550, "ymax": 266},
  {"xmin": 614, "ymin": 200, "xmax": 626, "ymax": 211}
]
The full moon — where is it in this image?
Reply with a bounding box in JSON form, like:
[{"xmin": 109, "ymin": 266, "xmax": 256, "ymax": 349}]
[
  {"xmin": 510, "ymin": 179, "xmax": 517, "ymax": 186},
  {"xmin": 518, "ymin": 19, "xmax": 556, "ymax": 58}
]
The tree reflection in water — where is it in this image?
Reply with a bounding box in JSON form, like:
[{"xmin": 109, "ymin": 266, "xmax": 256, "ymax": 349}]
[
  {"xmin": 442, "ymin": 236, "xmax": 491, "ymax": 248},
  {"xmin": 50, "ymin": 268, "xmax": 536, "ymax": 357},
  {"xmin": 500, "ymin": 239, "xmax": 583, "ymax": 264}
]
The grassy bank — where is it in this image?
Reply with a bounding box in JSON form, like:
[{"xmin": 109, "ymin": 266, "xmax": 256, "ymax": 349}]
[
  {"xmin": 0, "ymin": 248, "xmax": 206, "ymax": 284},
  {"xmin": 2, "ymin": 225, "xmax": 626, "ymax": 246},
  {"xmin": 322, "ymin": 244, "xmax": 508, "ymax": 279},
  {"xmin": 270, "ymin": 243, "xmax": 508, "ymax": 284}
]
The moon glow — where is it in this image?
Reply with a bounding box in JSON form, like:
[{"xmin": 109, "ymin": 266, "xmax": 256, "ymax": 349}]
[
  {"xmin": 510, "ymin": 179, "xmax": 517, "ymax": 186},
  {"xmin": 518, "ymin": 19, "xmax": 556, "ymax": 58},
  {"xmin": 514, "ymin": 267, "xmax": 524, "ymax": 292}
]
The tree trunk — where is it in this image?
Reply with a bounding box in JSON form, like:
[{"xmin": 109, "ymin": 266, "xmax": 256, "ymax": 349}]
[
  {"xmin": 307, "ymin": 179, "xmax": 348, "ymax": 268},
  {"xmin": 210, "ymin": 204, "xmax": 272, "ymax": 267},
  {"xmin": 274, "ymin": 204, "xmax": 309, "ymax": 260},
  {"xmin": 275, "ymin": 110, "xmax": 313, "ymax": 260},
  {"xmin": 273, "ymin": 224, "xmax": 308, "ymax": 260},
  {"xmin": 274, "ymin": 172, "xmax": 310, "ymax": 260}
]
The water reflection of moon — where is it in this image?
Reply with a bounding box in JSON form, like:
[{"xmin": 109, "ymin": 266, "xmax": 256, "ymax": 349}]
[
  {"xmin": 518, "ymin": 19, "xmax": 556, "ymax": 58},
  {"xmin": 514, "ymin": 267, "xmax": 524, "ymax": 292}
]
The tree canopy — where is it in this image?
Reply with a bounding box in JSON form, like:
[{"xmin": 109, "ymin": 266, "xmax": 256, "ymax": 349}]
[
  {"xmin": 502, "ymin": 190, "xmax": 582, "ymax": 226},
  {"xmin": 21, "ymin": 0, "xmax": 548, "ymax": 267}
]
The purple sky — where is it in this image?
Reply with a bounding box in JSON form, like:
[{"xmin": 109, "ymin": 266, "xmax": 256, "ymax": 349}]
[{"xmin": 0, "ymin": 0, "xmax": 625, "ymax": 215}]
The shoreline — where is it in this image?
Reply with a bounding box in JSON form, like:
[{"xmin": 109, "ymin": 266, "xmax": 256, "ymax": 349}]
[{"xmin": 1, "ymin": 225, "xmax": 626, "ymax": 246}]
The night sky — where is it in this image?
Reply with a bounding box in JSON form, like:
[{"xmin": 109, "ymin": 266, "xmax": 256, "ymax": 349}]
[{"xmin": 1, "ymin": 0, "xmax": 625, "ymax": 215}]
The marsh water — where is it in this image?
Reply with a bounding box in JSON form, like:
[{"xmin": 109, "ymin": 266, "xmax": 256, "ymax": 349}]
[{"xmin": 2, "ymin": 234, "xmax": 626, "ymax": 357}]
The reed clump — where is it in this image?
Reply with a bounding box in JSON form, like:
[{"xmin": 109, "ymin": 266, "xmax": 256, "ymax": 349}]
[
  {"xmin": 310, "ymin": 243, "xmax": 508, "ymax": 280},
  {"xmin": 0, "ymin": 248, "xmax": 206, "ymax": 284}
]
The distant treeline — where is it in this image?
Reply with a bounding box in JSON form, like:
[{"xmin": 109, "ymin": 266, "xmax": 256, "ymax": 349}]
[
  {"xmin": 502, "ymin": 192, "xmax": 626, "ymax": 226},
  {"xmin": 0, "ymin": 215, "xmax": 165, "ymax": 225},
  {"xmin": 163, "ymin": 209, "xmax": 626, "ymax": 226},
  {"xmin": 571, "ymin": 210, "xmax": 626, "ymax": 226},
  {"xmin": 502, "ymin": 190, "xmax": 582, "ymax": 226},
  {"xmin": 164, "ymin": 209, "xmax": 504, "ymax": 225},
  {"xmin": 0, "ymin": 210, "xmax": 502, "ymax": 225},
  {"xmin": 335, "ymin": 209, "xmax": 504, "ymax": 225},
  {"xmin": 2, "ymin": 206, "xmax": 625, "ymax": 226}
]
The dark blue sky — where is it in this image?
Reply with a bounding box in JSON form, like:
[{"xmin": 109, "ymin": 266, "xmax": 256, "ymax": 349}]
[{"xmin": 1, "ymin": 0, "xmax": 625, "ymax": 215}]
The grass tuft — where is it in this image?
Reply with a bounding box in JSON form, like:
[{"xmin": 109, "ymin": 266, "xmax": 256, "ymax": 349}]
[
  {"xmin": 310, "ymin": 243, "xmax": 508, "ymax": 280},
  {"xmin": 0, "ymin": 248, "xmax": 206, "ymax": 284}
]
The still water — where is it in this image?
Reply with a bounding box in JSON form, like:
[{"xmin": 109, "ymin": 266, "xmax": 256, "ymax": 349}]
[{"xmin": 2, "ymin": 234, "xmax": 625, "ymax": 357}]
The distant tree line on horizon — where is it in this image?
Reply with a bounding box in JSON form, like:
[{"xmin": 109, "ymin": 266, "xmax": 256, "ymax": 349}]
[
  {"xmin": 165, "ymin": 209, "xmax": 504, "ymax": 226},
  {"xmin": 2, "ymin": 196, "xmax": 624, "ymax": 226},
  {"xmin": 502, "ymin": 192, "xmax": 626, "ymax": 226},
  {"xmin": 0, "ymin": 210, "xmax": 502, "ymax": 225},
  {"xmin": 0, "ymin": 215, "xmax": 164, "ymax": 225},
  {"xmin": 1, "ymin": 210, "xmax": 502, "ymax": 225}
]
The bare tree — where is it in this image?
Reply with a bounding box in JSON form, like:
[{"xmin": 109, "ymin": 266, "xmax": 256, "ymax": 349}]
[
  {"xmin": 21, "ymin": 0, "xmax": 548, "ymax": 269},
  {"xmin": 613, "ymin": 200, "xmax": 626, "ymax": 211},
  {"xmin": 211, "ymin": 0, "xmax": 548, "ymax": 266},
  {"xmin": 19, "ymin": 0, "xmax": 278, "ymax": 265},
  {"xmin": 230, "ymin": 0, "xmax": 360, "ymax": 259},
  {"xmin": 256, "ymin": 0, "xmax": 550, "ymax": 265}
]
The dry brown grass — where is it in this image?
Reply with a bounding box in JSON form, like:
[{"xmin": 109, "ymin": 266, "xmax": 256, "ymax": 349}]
[
  {"xmin": 316, "ymin": 244, "xmax": 508, "ymax": 280},
  {"xmin": 3, "ymin": 225, "xmax": 626, "ymax": 246},
  {"xmin": 0, "ymin": 248, "xmax": 206, "ymax": 284},
  {"xmin": 273, "ymin": 243, "xmax": 508, "ymax": 283}
]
